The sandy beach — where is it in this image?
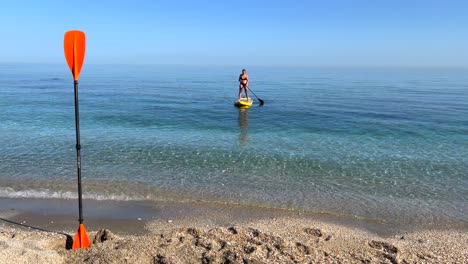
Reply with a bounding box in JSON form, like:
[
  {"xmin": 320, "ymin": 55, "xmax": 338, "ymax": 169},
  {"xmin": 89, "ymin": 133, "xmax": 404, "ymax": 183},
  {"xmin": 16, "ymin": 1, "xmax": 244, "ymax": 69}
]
[{"xmin": 1, "ymin": 198, "xmax": 466, "ymax": 264}]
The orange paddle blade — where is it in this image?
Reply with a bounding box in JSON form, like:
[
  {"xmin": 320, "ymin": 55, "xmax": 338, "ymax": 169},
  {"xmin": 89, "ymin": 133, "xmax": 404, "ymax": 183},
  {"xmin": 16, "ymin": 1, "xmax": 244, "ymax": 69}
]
[
  {"xmin": 64, "ymin": 30, "xmax": 86, "ymax": 81},
  {"xmin": 72, "ymin": 223, "xmax": 90, "ymax": 249}
]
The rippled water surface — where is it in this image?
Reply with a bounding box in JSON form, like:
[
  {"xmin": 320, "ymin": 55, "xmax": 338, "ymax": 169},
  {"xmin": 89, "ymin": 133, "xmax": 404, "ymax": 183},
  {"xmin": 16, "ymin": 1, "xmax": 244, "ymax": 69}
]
[{"xmin": 1, "ymin": 64, "xmax": 467, "ymax": 226}]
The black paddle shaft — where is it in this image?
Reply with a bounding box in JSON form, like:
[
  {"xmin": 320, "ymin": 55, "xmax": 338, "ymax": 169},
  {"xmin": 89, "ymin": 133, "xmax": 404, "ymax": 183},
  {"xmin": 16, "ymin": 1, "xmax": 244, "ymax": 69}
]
[
  {"xmin": 247, "ymin": 87, "xmax": 264, "ymax": 105},
  {"xmin": 73, "ymin": 80, "xmax": 84, "ymax": 224}
]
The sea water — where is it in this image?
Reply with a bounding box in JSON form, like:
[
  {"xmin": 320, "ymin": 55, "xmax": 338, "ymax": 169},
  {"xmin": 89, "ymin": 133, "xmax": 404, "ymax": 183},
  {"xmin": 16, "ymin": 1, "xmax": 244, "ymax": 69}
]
[{"xmin": 0, "ymin": 64, "xmax": 467, "ymax": 227}]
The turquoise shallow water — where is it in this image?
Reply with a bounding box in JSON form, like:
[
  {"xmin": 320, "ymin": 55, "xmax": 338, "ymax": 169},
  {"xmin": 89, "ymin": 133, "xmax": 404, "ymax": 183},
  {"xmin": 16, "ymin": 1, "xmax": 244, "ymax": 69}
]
[{"xmin": 0, "ymin": 64, "xmax": 467, "ymax": 226}]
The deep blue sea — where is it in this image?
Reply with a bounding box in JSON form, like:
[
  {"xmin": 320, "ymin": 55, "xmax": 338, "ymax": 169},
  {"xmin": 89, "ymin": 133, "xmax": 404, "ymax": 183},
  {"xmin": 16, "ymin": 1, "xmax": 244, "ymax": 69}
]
[{"xmin": 1, "ymin": 64, "xmax": 467, "ymax": 227}]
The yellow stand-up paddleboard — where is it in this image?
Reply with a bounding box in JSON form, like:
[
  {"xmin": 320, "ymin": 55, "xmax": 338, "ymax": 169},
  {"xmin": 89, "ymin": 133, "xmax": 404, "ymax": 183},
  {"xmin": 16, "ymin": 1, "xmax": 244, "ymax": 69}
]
[{"xmin": 234, "ymin": 97, "xmax": 253, "ymax": 108}]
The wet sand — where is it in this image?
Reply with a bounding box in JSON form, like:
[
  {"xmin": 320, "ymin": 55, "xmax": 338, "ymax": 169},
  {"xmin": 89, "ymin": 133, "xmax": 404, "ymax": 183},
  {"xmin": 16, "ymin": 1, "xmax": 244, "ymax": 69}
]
[{"xmin": 1, "ymin": 198, "xmax": 467, "ymax": 263}]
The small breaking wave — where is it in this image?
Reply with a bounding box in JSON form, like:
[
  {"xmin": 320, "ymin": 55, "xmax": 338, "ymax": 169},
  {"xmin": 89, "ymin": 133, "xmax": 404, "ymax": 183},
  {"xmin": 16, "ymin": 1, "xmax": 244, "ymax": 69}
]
[{"xmin": 0, "ymin": 187, "xmax": 152, "ymax": 201}]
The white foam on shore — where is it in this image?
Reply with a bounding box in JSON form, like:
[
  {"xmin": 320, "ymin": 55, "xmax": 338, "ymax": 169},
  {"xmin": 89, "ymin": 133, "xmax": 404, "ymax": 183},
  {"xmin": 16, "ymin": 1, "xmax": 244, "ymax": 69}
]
[{"xmin": 0, "ymin": 187, "xmax": 150, "ymax": 201}]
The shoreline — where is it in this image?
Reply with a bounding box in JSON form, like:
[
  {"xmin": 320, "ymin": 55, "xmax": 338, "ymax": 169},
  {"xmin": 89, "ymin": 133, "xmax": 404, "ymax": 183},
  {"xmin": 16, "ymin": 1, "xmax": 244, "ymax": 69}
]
[
  {"xmin": 1, "ymin": 197, "xmax": 467, "ymax": 236},
  {"xmin": 1, "ymin": 197, "xmax": 467, "ymax": 263},
  {"xmin": 1, "ymin": 174, "xmax": 466, "ymax": 231}
]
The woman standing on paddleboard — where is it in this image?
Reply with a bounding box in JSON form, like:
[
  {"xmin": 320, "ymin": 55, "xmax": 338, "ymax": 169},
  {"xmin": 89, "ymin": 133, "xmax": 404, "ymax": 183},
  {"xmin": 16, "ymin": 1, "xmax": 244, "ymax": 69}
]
[{"xmin": 238, "ymin": 69, "xmax": 250, "ymax": 100}]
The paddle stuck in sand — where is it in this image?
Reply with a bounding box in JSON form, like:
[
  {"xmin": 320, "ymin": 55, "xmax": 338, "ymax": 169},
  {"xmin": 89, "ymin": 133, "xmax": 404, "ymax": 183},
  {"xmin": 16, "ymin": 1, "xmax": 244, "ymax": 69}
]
[{"xmin": 64, "ymin": 30, "xmax": 90, "ymax": 249}]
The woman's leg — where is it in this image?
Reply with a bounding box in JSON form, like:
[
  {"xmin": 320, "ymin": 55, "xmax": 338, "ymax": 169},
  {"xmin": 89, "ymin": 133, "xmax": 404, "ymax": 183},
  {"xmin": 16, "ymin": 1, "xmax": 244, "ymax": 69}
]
[{"xmin": 238, "ymin": 84, "xmax": 243, "ymax": 100}]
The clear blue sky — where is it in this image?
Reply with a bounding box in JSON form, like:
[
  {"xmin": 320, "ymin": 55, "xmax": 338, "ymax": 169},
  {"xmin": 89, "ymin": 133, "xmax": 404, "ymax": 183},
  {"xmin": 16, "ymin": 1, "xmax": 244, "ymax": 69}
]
[{"xmin": 1, "ymin": 0, "xmax": 467, "ymax": 67}]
